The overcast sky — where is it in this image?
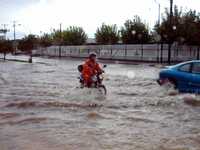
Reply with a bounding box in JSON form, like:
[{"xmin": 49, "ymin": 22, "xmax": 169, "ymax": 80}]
[{"xmin": 0, "ymin": 0, "xmax": 199, "ymax": 39}]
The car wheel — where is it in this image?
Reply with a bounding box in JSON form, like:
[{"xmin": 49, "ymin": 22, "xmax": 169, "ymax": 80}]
[{"xmin": 167, "ymin": 78, "xmax": 177, "ymax": 89}]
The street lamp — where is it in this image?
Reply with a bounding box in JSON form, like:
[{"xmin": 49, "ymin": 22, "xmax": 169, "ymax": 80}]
[
  {"xmin": 154, "ymin": 33, "xmax": 161, "ymax": 62},
  {"xmin": 131, "ymin": 30, "xmax": 139, "ymax": 56},
  {"xmin": 168, "ymin": 0, "xmax": 173, "ymax": 64},
  {"xmin": 131, "ymin": 30, "xmax": 136, "ymax": 35},
  {"xmin": 138, "ymin": 33, "xmax": 143, "ymax": 59},
  {"xmin": 59, "ymin": 23, "xmax": 62, "ymax": 58},
  {"xmin": 172, "ymin": 25, "xmax": 176, "ymax": 30}
]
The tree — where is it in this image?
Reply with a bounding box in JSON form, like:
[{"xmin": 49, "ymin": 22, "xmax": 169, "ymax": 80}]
[
  {"xmin": 0, "ymin": 40, "xmax": 14, "ymax": 60},
  {"xmin": 39, "ymin": 33, "xmax": 52, "ymax": 48},
  {"xmin": 121, "ymin": 15, "xmax": 151, "ymax": 44},
  {"xmin": 51, "ymin": 29, "xmax": 61, "ymax": 45},
  {"xmin": 154, "ymin": 6, "xmax": 182, "ymax": 44},
  {"xmin": 17, "ymin": 34, "xmax": 38, "ymax": 63},
  {"xmin": 154, "ymin": 6, "xmax": 200, "ymax": 63},
  {"xmin": 52, "ymin": 26, "xmax": 87, "ymax": 45},
  {"xmin": 154, "ymin": 6, "xmax": 200, "ymax": 45},
  {"xmin": 180, "ymin": 10, "xmax": 200, "ymax": 45},
  {"xmin": 95, "ymin": 23, "xmax": 119, "ymax": 44}
]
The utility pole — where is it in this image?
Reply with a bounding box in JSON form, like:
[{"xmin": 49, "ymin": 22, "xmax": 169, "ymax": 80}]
[
  {"xmin": 154, "ymin": 0, "xmax": 160, "ymax": 26},
  {"xmin": 158, "ymin": 3, "xmax": 160, "ymax": 26},
  {"xmin": 168, "ymin": 0, "xmax": 173, "ymax": 64},
  {"xmin": 154, "ymin": 0, "xmax": 161, "ymax": 63},
  {"xmin": 59, "ymin": 23, "xmax": 62, "ymax": 58},
  {"xmin": 13, "ymin": 21, "xmax": 21, "ymax": 54},
  {"xmin": 13, "ymin": 21, "xmax": 16, "ymax": 41}
]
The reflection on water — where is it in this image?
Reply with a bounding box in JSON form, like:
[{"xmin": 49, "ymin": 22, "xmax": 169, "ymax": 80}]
[{"xmin": 0, "ymin": 57, "xmax": 200, "ymax": 150}]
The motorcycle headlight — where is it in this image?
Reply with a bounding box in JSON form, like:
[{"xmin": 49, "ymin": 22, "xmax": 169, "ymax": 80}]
[{"xmin": 99, "ymin": 74, "xmax": 104, "ymax": 79}]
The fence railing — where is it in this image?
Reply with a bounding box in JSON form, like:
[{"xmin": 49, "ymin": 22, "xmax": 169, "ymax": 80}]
[{"xmin": 32, "ymin": 44, "xmax": 200, "ymax": 63}]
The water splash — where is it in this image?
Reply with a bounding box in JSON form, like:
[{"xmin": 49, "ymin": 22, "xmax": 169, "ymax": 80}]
[
  {"xmin": 180, "ymin": 94, "xmax": 200, "ymax": 107},
  {"xmin": 65, "ymin": 87, "xmax": 106, "ymax": 103}
]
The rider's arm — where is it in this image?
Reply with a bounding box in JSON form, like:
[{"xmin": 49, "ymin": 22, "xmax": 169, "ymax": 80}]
[{"xmin": 96, "ymin": 63, "xmax": 103, "ymax": 73}]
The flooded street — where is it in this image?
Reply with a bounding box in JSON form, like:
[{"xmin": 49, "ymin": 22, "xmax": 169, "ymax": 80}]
[{"xmin": 0, "ymin": 57, "xmax": 200, "ymax": 150}]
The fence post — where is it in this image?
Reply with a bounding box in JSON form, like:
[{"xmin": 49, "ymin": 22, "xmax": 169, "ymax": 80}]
[
  {"xmin": 141, "ymin": 43, "xmax": 143, "ymax": 60},
  {"xmin": 197, "ymin": 47, "xmax": 200, "ymax": 60},
  {"xmin": 168, "ymin": 43, "xmax": 172, "ymax": 64},
  {"xmin": 99, "ymin": 49, "xmax": 101, "ymax": 58},
  {"xmin": 157, "ymin": 43, "xmax": 159, "ymax": 63},
  {"xmin": 177, "ymin": 45, "xmax": 179, "ymax": 57},
  {"xmin": 160, "ymin": 42, "xmax": 163, "ymax": 63},
  {"xmin": 59, "ymin": 46, "xmax": 61, "ymax": 58},
  {"xmin": 125, "ymin": 45, "xmax": 127, "ymax": 58},
  {"xmin": 190, "ymin": 47, "xmax": 192, "ymax": 56},
  {"xmin": 110, "ymin": 45, "xmax": 112, "ymax": 56}
]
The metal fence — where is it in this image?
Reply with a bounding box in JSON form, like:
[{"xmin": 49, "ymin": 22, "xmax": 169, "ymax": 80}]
[{"xmin": 33, "ymin": 44, "xmax": 200, "ymax": 63}]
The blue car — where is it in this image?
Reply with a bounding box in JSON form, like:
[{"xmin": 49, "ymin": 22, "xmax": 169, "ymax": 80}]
[{"xmin": 157, "ymin": 60, "xmax": 200, "ymax": 93}]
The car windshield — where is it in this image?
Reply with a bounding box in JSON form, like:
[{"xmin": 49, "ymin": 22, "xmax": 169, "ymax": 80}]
[{"xmin": 178, "ymin": 63, "xmax": 191, "ymax": 72}]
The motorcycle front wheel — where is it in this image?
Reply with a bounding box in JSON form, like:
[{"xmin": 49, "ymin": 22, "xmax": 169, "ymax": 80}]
[{"xmin": 98, "ymin": 85, "xmax": 107, "ymax": 95}]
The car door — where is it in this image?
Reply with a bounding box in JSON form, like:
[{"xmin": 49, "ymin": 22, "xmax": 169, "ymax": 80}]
[
  {"xmin": 176, "ymin": 63, "xmax": 193, "ymax": 92},
  {"xmin": 190, "ymin": 62, "xmax": 200, "ymax": 93}
]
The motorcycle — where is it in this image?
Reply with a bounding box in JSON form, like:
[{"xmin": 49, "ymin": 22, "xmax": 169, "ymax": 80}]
[{"xmin": 77, "ymin": 64, "xmax": 107, "ymax": 95}]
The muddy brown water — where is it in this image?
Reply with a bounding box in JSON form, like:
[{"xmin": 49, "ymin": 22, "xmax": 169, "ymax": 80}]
[{"xmin": 0, "ymin": 57, "xmax": 200, "ymax": 150}]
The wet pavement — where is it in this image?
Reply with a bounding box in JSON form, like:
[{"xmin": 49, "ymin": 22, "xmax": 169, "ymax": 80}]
[{"xmin": 0, "ymin": 57, "xmax": 200, "ymax": 150}]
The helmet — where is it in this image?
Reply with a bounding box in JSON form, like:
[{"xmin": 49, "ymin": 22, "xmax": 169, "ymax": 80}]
[{"xmin": 89, "ymin": 52, "xmax": 97, "ymax": 58}]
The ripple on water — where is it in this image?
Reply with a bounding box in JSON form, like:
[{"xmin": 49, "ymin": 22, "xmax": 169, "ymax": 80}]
[
  {"xmin": 5, "ymin": 101, "xmax": 103, "ymax": 109},
  {"xmin": 0, "ymin": 112, "xmax": 47, "ymax": 126},
  {"xmin": 158, "ymin": 133, "xmax": 200, "ymax": 150},
  {"xmin": 0, "ymin": 112, "xmax": 20, "ymax": 119},
  {"xmin": 125, "ymin": 116, "xmax": 156, "ymax": 123},
  {"xmin": 116, "ymin": 92, "xmax": 138, "ymax": 97},
  {"xmin": 5, "ymin": 117, "xmax": 48, "ymax": 125}
]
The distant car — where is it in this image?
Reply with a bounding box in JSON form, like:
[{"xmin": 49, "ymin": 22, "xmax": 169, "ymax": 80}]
[{"xmin": 157, "ymin": 60, "xmax": 200, "ymax": 93}]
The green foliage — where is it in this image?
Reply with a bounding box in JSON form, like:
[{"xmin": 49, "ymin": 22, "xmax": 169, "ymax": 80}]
[
  {"xmin": 17, "ymin": 34, "xmax": 38, "ymax": 52},
  {"xmin": 154, "ymin": 6, "xmax": 200, "ymax": 45},
  {"xmin": 0, "ymin": 40, "xmax": 14, "ymax": 54},
  {"xmin": 95, "ymin": 23, "xmax": 119, "ymax": 44},
  {"xmin": 180, "ymin": 10, "xmax": 200, "ymax": 45},
  {"xmin": 120, "ymin": 15, "xmax": 151, "ymax": 44},
  {"xmin": 52, "ymin": 26, "xmax": 87, "ymax": 45},
  {"xmin": 51, "ymin": 30, "xmax": 61, "ymax": 45},
  {"xmin": 39, "ymin": 33, "xmax": 52, "ymax": 48},
  {"xmin": 154, "ymin": 6, "xmax": 182, "ymax": 43},
  {"xmin": 0, "ymin": 40, "xmax": 14, "ymax": 60}
]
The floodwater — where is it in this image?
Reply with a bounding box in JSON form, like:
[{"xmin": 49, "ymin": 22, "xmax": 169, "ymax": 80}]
[{"xmin": 0, "ymin": 56, "xmax": 200, "ymax": 150}]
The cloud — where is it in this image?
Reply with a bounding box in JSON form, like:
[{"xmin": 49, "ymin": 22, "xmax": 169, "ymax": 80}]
[
  {"xmin": 14, "ymin": 0, "xmax": 157, "ymax": 36},
  {"xmin": 1, "ymin": 0, "xmax": 200, "ymax": 38}
]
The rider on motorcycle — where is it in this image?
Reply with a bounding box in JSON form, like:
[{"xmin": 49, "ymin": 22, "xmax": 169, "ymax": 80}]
[{"xmin": 81, "ymin": 52, "xmax": 103, "ymax": 87}]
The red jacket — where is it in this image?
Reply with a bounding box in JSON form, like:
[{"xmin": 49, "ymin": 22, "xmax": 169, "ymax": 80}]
[{"xmin": 82, "ymin": 59, "xmax": 102, "ymax": 83}]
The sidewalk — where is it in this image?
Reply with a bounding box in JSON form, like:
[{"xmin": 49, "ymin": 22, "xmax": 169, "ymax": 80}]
[{"xmin": 0, "ymin": 54, "xmax": 30, "ymax": 63}]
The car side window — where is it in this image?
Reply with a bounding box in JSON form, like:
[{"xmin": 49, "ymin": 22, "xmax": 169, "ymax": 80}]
[
  {"xmin": 192, "ymin": 63, "xmax": 200, "ymax": 74},
  {"xmin": 178, "ymin": 63, "xmax": 191, "ymax": 72}
]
